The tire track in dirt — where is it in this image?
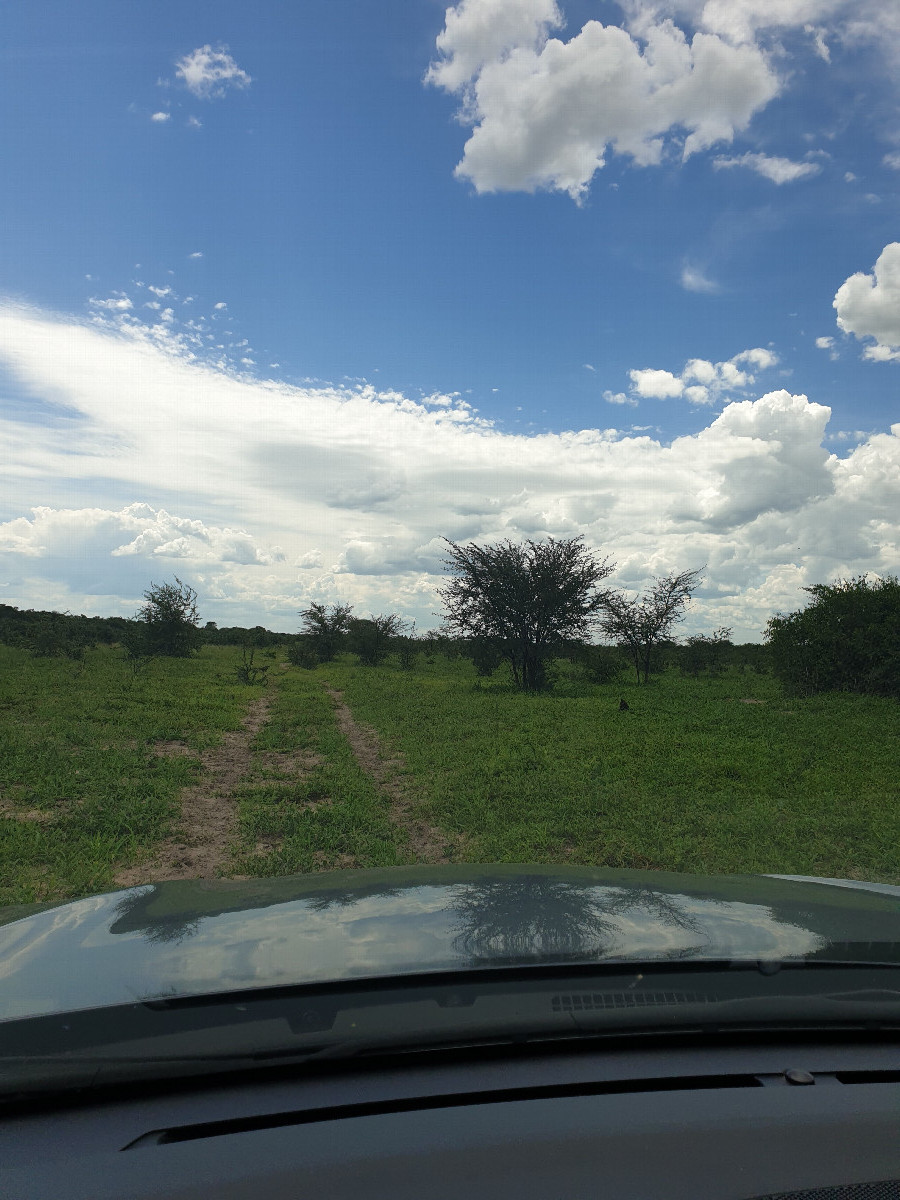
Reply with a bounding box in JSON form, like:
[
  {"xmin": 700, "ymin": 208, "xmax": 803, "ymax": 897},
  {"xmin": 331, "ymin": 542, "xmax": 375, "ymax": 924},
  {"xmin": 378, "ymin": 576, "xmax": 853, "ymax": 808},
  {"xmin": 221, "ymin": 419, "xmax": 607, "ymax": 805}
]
[
  {"xmin": 114, "ymin": 694, "xmax": 273, "ymax": 887},
  {"xmin": 323, "ymin": 685, "xmax": 461, "ymax": 864}
]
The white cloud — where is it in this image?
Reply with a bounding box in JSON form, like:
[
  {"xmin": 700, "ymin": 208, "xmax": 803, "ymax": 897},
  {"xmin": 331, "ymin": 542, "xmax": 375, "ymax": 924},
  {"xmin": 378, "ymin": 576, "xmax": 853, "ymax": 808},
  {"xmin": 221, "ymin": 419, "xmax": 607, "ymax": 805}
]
[
  {"xmin": 186, "ymin": 116, "xmax": 203, "ymax": 130},
  {"xmin": 833, "ymin": 242, "xmax": 900, "ymax": 358},
  {"xmin": 175, "ymin": 44, "xmax": 251, "ymax": 101},
  {"xmin": 603, "ymin": 389, "xmax": 638, "ymax": 406},
  {"xmin": 804, "ymin": 23, "xmax": 831, "ymax": 61},
  {"xmin": 426, "ymin": 1, "xmax": 780, "ymax": 199},
  {"xmin": 684, "ymin": 385, "xmax": 710, "ymax": 404},
  {"xmin": 88, "ymin": 294, "xmax": 132, "ymax": 312},
  {"xmin": 883, "ymin": 152, "xmax": 900, "ymax": 170},
  {"xmin": 213, "ymin": 302, "xmax": 227, "ymax": 310},
  {"xmin": 188, "ymin": 251, "xmax": 203, "ymax": 259},
  {"xmin": 0, "ymin": 302, "xmax": 896, "ymax": 640},
  {"xmin": 425, "ymin": 0, "xmax": 563, "ymax": 94},
  {"xmin": 712, "ymin": 151, "xmax": 821, "ymax": 183},
  {"xmin": 629, "ymin": 368, "xmax": 684, "ymax": 398},
  {"xmin": 732, "ymin": 346, "xmax": 778, "ymax": 370},
  {"xmin": 683, "ymin": 357, "xmax": 717, "ymax": 384},
  {"xmin": 628, "ymin": 347, "xmax": 777, "ymax": 402},
  {"xmin": 150, "ymin": 111, "xmax": 171, "ymax": 123},
  {"xmin": 681, "ymin": 265, "xmax": 719, "ymax": 293},
  {"xmin": 662, "ymin": 0, "xmax": 853, "ymax": 45}
]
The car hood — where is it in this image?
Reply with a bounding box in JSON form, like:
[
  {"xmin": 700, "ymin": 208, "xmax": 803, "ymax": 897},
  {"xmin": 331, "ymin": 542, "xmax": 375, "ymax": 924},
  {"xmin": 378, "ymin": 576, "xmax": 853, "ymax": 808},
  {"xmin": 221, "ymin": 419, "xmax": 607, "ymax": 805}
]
[{"xmin": 1, "ymin": 864, "xmax": 899, "ymax": 1021}]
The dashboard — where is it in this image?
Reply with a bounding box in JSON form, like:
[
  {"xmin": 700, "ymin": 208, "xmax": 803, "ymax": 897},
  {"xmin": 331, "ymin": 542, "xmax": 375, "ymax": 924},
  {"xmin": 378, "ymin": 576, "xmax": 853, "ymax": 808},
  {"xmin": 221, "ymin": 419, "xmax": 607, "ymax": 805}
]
[{"xmin": 2, "ymin": 1032, "xmax": 899, "ymax": 1199}]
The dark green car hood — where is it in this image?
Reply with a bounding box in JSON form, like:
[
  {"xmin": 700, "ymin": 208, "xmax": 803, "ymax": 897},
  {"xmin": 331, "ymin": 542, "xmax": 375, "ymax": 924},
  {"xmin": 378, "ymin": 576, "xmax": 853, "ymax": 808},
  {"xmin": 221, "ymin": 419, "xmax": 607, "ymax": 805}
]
[{"xmin": 1, "ymin": 865, "xmax": 899, "ymax": 1021}]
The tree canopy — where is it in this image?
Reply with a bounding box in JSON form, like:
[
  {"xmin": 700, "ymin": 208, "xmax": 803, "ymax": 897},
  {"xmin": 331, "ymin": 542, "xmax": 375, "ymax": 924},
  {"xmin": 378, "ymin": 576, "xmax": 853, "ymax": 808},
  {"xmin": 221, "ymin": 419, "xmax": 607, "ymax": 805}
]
[
  {"xmin": 438, "ymin": 535, "xmax": 614, "ymax": 690},
  {"xmin": 298, "ymin": 602, "xmax": 354, "ymax": 663},
  {"xmin": 598, "ymin": 568, "xmax": 704, "ymax": 684},
  {"xmin": 130, "ymin": 577, "xmax": 201, "ymax": 658}
]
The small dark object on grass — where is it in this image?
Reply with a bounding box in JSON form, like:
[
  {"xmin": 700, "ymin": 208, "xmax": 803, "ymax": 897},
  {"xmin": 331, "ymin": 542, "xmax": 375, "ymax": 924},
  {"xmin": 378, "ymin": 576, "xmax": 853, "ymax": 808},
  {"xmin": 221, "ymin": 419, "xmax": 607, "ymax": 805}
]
[{"xmin": 619, "ymin": 698, "xmax": 629, "ymax": 711}]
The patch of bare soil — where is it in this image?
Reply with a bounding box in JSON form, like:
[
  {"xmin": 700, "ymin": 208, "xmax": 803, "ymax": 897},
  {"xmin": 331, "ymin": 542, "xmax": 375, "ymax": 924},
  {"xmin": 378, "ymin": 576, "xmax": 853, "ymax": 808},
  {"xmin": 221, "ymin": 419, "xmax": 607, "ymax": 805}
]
[
  {"xmin": 0, "ymin": 801, "xmax": 56, "ymax": 825},
  {"xmin": 323, "ymin": 685, "xmax": 462, "ymax": 865},
  {"xmin": 114, "ymin": 694, "xmax": 273, "ymax": 888}
]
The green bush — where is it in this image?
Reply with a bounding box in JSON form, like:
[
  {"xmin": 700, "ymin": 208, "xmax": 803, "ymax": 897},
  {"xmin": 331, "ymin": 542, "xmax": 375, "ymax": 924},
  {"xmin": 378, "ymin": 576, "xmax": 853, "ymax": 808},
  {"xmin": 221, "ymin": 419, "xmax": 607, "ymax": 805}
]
[{"xmin": 766, "ymin": 574, "xmax": 900, "ymax": 698}]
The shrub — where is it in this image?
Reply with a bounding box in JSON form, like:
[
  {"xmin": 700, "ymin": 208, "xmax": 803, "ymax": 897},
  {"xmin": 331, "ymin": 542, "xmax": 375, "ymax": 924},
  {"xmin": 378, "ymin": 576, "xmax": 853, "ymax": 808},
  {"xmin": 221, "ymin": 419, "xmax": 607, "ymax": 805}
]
[
  {"xmin": 134, "ymin": 578, "xmax": 202, "ymax": 658},
  {"xmin": 765, "ymin": 574, "xmax": 900, "ymax": 698},
  {"xmin": 286, "ymin": 637, "xmax": 319, "ymax": 669},
  {"xmin": 349, "ymin": 613, "xmax": 410, "ymax": 666},
  {"xmin": 298, "ymin": 602, "xmax": 353, "ymax": 663}
]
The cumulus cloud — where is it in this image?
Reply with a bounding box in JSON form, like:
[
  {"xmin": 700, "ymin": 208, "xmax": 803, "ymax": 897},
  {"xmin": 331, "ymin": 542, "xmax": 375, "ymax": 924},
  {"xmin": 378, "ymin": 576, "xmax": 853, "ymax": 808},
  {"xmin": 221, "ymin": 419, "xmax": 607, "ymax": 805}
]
[
  {"xmin": 150, "ymin": 111, "xmax": 171, "ymax": 123},
  {"xmin": 732, "ymin": 347, "xmax": 778, "ymax": 369},
  {"xmin": 628, "ymin": 347, "xmax": 777, "ymax": 402},
  {"xmin": 712, "ymin": 151, "xmax": 821, "ymax": 183},
  {"xmin": 630, "ymin": 368, "xmax": 685, "ymax": 398},
  {"xmin": 0, "ymin": 504, "xmax": 282, "ymax": 567},
  {"xmin": 426, "ymin": 0, "xmax": 780, "ymax": 199},
  {"xmin": 833, "ymin": 242, "xmax": 900, "ymax": 360},
  {"xmin": 175, "ymin": 44, "xmax": 251, "ymax": 100},
  {"xmin": 0, "ymin": 302, "xmax": 896, "ymax": 639}
]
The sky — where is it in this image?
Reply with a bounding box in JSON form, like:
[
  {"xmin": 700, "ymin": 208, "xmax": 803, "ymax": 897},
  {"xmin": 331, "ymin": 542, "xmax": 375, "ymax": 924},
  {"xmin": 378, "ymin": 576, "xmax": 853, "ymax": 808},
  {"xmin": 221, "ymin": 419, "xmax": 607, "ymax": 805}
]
[{"xmin": 0, "ymin": 0, "xmax": 898, "ymax": 641}]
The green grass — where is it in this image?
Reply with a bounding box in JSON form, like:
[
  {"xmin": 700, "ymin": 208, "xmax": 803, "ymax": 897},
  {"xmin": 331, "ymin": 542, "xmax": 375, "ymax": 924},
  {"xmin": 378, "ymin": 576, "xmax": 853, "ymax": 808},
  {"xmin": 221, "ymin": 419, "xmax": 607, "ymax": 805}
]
[
  {"xmin": 0, "ymin": 644, "xmax": 263, "ymax": 904},
  {"xmin": 317, "ymin": 655, "xmax": 900, "ymax": 883},
  {"xmin": 228, "ymin": 668, "xmax": 414, "ymax": 877},
  {"xmin": 2, "ymin": 643, "xmax": 897, "ymax": 908}
]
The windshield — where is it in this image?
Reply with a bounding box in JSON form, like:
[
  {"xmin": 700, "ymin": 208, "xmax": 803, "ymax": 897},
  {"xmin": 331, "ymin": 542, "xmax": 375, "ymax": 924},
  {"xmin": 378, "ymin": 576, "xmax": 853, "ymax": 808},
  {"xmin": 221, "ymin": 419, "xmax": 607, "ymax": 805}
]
[{"xmin": 0, "ymin": 0, "xmax": 898, "ymax": 1069}]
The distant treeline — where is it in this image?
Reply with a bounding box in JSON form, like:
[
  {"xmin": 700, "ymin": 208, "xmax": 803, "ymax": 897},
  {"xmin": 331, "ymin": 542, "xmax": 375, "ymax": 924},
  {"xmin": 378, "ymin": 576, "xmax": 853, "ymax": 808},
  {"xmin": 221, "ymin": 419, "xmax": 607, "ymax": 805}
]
[
  {"xmin": 0, "ymin": 606, "xmax": 291, "ymax": 657},
  {"xmin": 0, "ymin": 602, "xmax": 769, "ymax": 676}
]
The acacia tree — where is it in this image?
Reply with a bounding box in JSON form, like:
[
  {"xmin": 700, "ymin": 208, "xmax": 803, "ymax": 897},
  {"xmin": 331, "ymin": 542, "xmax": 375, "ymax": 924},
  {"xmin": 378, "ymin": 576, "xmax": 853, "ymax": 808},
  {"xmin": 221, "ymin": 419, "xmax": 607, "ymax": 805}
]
[
  {"xmin": 438, "ymin": 536, "xmax": 615, "ymax": 691},
  {"xmin": 599, "ymin": 568, "xmax": 703, "ymax": 684},
  {"xmin": 130, "ymin": 577, "xmax": 202, "ymax": 658},
  {"xmin": 298, "ymin": 602, "xmax": 354, "ymax": 663}
]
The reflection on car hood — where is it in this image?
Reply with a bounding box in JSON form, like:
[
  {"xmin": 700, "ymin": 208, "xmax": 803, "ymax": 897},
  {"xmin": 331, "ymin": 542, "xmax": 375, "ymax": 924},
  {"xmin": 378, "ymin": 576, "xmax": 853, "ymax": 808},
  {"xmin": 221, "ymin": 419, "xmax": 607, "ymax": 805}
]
[{"xmin": 1, "ymin": 865, "xmax": 899, "ymax": 1021}]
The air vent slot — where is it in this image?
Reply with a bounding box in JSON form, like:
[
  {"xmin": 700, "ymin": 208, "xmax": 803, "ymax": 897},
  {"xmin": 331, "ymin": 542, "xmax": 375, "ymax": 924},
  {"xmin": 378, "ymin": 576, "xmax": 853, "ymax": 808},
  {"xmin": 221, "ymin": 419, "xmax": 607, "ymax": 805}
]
[{"xmin": 552, "ymin": 991, "xmax": 718, "ymax": 1012}]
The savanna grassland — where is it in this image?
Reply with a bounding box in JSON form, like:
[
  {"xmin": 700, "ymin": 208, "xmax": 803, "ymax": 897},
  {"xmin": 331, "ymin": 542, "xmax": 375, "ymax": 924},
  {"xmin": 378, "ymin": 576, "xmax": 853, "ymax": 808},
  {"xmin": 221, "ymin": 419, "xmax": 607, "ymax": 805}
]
[{"xmin": 1, "ymin": 643, "xmax": 898, "ymax": 909}]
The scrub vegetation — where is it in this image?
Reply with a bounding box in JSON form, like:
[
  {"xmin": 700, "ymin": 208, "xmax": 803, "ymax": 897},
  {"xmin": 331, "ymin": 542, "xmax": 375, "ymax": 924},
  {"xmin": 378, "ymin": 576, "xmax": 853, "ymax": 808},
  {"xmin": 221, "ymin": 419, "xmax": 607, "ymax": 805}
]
[{"xmin": 1, "ymin": 628, "xmax": 897, "ymax": 907}]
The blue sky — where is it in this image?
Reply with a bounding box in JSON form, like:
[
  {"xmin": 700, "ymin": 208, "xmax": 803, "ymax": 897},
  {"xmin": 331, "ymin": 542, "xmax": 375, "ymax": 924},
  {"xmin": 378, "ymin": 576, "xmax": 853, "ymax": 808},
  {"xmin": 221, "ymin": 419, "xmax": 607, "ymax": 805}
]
[{"xmin": 1, "ymin": 0, "xmax": 898, "ymax": 639}]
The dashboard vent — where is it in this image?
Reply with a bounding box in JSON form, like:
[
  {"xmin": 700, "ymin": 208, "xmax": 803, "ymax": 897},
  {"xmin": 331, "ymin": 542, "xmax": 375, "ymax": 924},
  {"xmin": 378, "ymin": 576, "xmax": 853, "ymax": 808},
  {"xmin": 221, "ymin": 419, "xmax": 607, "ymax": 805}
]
[
  {"xmin": 749, "ymin": 1181, "xmax": 900, "ymax": 1199},
  {"xmin": 552, "ymin": 991, "xmax": 718, "ymax": 1011}
]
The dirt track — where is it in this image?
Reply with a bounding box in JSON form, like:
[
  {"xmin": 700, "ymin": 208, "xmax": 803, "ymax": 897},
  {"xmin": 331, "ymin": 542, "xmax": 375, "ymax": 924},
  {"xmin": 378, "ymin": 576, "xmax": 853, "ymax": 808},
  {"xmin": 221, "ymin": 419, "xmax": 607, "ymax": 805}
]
[
  {"xmin": 114, "ymin": 694, "xmax": 272, "ymax": 887},
  {"xmin": 324, "ymin": 684, "xmax": 460, "ymax": 864},
  {"xmin": 113, "ymin": 676, "xmax": 460, "ymax": 887}
]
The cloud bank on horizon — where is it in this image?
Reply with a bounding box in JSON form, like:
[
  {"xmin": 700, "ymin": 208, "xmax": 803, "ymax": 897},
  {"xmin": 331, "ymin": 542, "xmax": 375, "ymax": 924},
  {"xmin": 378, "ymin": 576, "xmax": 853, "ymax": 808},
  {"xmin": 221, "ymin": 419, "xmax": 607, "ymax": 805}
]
[{"xmin": 0, "ymin": 299, "xmax": 897, "ymax": 640}]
